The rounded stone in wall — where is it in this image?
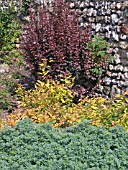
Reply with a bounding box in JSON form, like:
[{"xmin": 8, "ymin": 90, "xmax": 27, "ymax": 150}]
[
  {"xmin": 109, "ymin": 65, "xmax": 114, "ymax": 71},
  {"xmin": 111, "ymin": 73, "xmax": 118, "ymax": 78},
  {"xmin": 110, "ymin": 85, "xmax": 121, "ymax": 98},
  {"xmin": 103, "ymin": 77, "xmax": 111, "ymax": 85},
  {"xmin": 103, "ymin": 86, "xmax": 110, "ymax": 96},
  {"xmin": 124, "ymin": 81, "xmax": 128, "ymax": 87},
  {"xmin": 119, "ymin": 41, "xmax": 128, "ymax": 49},
  {"xmin": 0, "ymin": 63, "xmax": 9, "ymax": 73},
  {"xmin": 111, "ymin": 79, "xmax": 118, "ymax": 85},
  {"xmin": 118, "ymin": 81, "xmax": 125, "ymax": 87},
  {"xmin": 117, "ymin": 72, "xmax": 125, "ymax": 80},
  {"xmin": 106, "ymin": 71, "xmax": 112, "ymax": 77},
  {"xmin": 124, "ymin": 72, "xmax": 128, "ymax": 79},
  {"xmin": 115, "ymin": 65, "xmax": 123, "ymax": 71}
]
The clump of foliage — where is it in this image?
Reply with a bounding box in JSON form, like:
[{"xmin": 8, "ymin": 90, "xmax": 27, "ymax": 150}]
[
  {"xmin": 4, "ymin": 91, "xmax": 128, "ymax": 130},
  {"xmin": 21, "ymin": 0, "xmax": 31, "ymax": 16},
  {"xmin": 0, "ymin": 89, "xmax": 14, "ymax": 112},
  {"xmin": 0, "ymin": 119, "xmax": 128, "ymax": 169},
  {"xmin": 21, "ymin": 0, "xmax": 113, "ymax": 96},
  {"xmin": 79, "ymin": 92, "xmax": 128, "ymax": 130},
  {"xmin": 21, "ymin": 0, "xmax": 91, "ymax": 79},
  {"xmin": 88, "ymin": 35, "xmax": 114, "ymax": 77},
  {"xmin": 2, "ymin": 61, "xmax": 128, "ymax": 130},
  {"xmin": 4, "ymin": 60, "xmax": 81, "ymax": 128},
  {"xmin": 0, "ymin": 3, "xmax": 21, "ymax": 57}
]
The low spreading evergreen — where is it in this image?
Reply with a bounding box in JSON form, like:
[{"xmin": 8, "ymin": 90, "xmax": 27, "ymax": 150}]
[{"xmin": 0, "ymin": 119, "xmax": 128, "ymax": 169}]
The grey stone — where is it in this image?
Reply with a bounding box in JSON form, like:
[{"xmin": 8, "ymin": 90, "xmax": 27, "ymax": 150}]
[
  {"xmin": 110, "ymin": 42, "xmax": 119, "ymax": 48},
  {"xmin": 115, "ymin": 65, "xmax": 123, "ymax": 71},
  {"xmin": 80, "ymin": 22, "xmax": 84, "ymax": 27},
  {"xmin": 106, "ymin": 9, "xmax": 111, "ymax": 15},
  {"xmin": 96, "ymin": 16, "xmax": 104, "ymax": 22},
  {"xmin": 124, "ymin": 81, "xmax": 128, "ymax": 87},
  {"xmin": 121, "ymin": 74, "xmax": 125, "ymax": 80},
  {"xmin": 124, "ymin": 73, "xmax": 128, "ymax": 79},
  {"xmin": 80, "ymin": 2, "xmax": 85, "ymax": 8},
  {"xmin": 120, "ymin": 34, "xmax": 127, "ymax": 40},
  {"xmin": 91, "ymin": 23, "xmax": 96, "ymax": 30},
  {"xmin": 95, "ymin": 23, "xmax": 101, "ymax": 32},
  {"xmin": 123, "ymin": 67, "xmax": 128, "ymax": 72},
  {"xmin": 87, "ymin": 8, "xmax": 94, "ymax": 16},
  {"xmin": 97, "ymin": 84, "xmax": 103, "ymax": 93},
  {"xmin": 111, "ymin": 73, "xmax": 118, "ymax": 78},
  {"xmin": 97, "ymin": 10, "xmax": 102, "ymax": 16},
  {"xmin": 114, "ymin": 54, "xmax": 121, "ymax": 64},
  {"xmin": 88, "ymin": 17, "xmax": 95, "ymax": 22},
  {"xmin": 105, "ymin": 31, "xmax": 111, "ymax": 38},
  {"xmin": 119, "ymin": 42, "xmax": 128, "ymax": 49},
  {"xmin": 110, "ymin": 85, "xmax": 121, "ymax": 97},
  {"xmin": 111, "ymin": 14, "xmax": 118, "ymax": 25},
  {"xmin": 111, "ymin": 2, "xmax": 116, "ymax": 9},
  {"xmin": 116, "ymin": 3, "xmax": 122, "ymax": 9},
  {"xmin": 122, "ymin": 1, "xmax": 128, "ymax": 10},
  {"xmin": 118, "ymin": 81, "xmax": 125, "ymax": 87},
  {"xmin": 113, "ymin": 48, "xmax": 119, "ymax": 54},
  {"xmin": 111, "ymin": 79, "xmax": 117, "ymax": 85},
  {"xmin": 84, "ymin": 2, "xmax": 90, "ymax": 7},
  {"xmin": 70, "ymin": 2, "xmax": 75, "ymax": 8},
  {"xmin": 118, "ymin": 19, "xmax": 124, "ymax": 26},
  {"xmin": 116, "ymin": 26, "xmax": 120, "ymax": 33},
  {"xmin": 89, "ymin": 2, "xmax": 94, "ymax": 7},
  {"xmin": 112, "ymin": 31, "xmax": 119, "ymax": 41},
  {"xmin": 93, "ymin": 10, "xmax": 97, "ymax": 17},
  {"xmin": 0, "ymin": 63, "xmax": 9, "ymax": 73},
  {"xmin": 106, "ymin": 71, "xmax": 112, "ymax": 77},
  {"xmin": 117, "ymin": 73, "xmax": 125, "ymax": 80},
  {"xmin": 103, "ymin": 86, "xmax": 110, "ymax": 95},
  {"xmin": 103, "ymin": 77, "xmax": 111, "ymax": 85},
  {"xmin": 95, "ymin": 2, "xmax": 99, "ymax": 9},
  {"xmin": 104, "ymin": 16, "xmax": 111, "ymax": 24},
  {"xmin": 107, "ymin": 2, "xmax": 111, "ymax": 9},
  {"xmin": 109, "ymin": 65, "xmax": 114, "ymax": 71},
  {"xmin": 126, "ymin": 52, "xmax": 128, "ymax": 58},
  {"xmin": 117, "ymin": 10, "xmax": 123, "ymax": 17},
  {"xmin": 104, "ymin": 25, "xmax": 110, "ymax": 32},
  {"xmin": 117, "ymin": 72, "xmax": 122, "ymax": 80},
  {"xmin": 83, "ymin": 8, "xmax": 87, "ymax": 13},
  {"xmin": 104, "ymin": 4, "xmax": 107, "ymax": 10}
]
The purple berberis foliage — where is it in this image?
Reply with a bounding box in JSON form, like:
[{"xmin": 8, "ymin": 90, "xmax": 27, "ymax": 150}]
[{"xmin": 21, "ymin": 0, "xmax": 93, "ymax": 97}]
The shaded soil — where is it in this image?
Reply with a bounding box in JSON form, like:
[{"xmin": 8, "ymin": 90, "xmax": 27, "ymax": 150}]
[{"xmin": 0, "ymin": 54, "xmax": 36, "ymax": 120}]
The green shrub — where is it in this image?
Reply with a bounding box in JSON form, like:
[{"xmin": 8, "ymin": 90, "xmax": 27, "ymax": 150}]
[
  {"xmin": 79, "ymin": 93, "xmax": 128, "ymax": 130},
  {"xmin": 3, "ymin": 60, "xmax": 81, "ymax": 128},
  {"xmin": 0, "ymin": 3, "xmax": 21, "ymax": 60},
  {"xmin": 0, "ymin": 89, "xmax": 14, "ymax": 112},
  {"xmin": 0, "ymin": 119, "xmax": 128, "ymax": 169},
  {"xmin": 21, "ymin": 0, "xmax": 31, "ymax": 16},
  {"xmin": 88, "ymin": 35, "xmax": 114, "ymax": 76},
  {"xmin": 2, "ymin": 61, "xmax": 128, "ymax": 130}
]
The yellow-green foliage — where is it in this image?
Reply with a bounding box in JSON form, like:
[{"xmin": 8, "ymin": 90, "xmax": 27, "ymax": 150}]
[
  {"xmin": 0, "ymin": 118, "xmax": 3, "ymax": 129},
  {"xmin": 1, "ymin": 60, "xmax": 128, "ymax": 130},
  {"xmin": 16, "ymin": 60, "xmax": 75, "ymax": 109},
  {"xmin": 3, "ymin": 60, "xmax": 81, "ymax": 128},
  {"xmin": 78, "ymin": 93, "xmax": 128, "ymax": 129},
  {"xmin": 3, "ymin": 91, "xmax": 128, "ymax": 130}
]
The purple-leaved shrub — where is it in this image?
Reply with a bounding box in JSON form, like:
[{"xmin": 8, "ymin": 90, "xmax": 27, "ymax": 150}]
[{"xmin": 21, "ymin": 0, "xmax": 109, "ymax": 97}]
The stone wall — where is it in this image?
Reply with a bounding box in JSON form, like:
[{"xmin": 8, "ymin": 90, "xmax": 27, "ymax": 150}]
[
  {"xmin": 68, "ymin": 0, "xmax": 128, "ymax": 98},
  {"xmin": 1, "ymin": 0, "xmax": 128, "ymax": 97}
]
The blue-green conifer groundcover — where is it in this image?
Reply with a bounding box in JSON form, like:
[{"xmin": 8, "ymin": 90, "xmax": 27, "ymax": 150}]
[{"xmin": 0, "ymin": 118, "xmax": 128, "ymax": 169}]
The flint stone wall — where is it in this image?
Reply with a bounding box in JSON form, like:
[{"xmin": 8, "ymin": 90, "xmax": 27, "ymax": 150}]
[
  {"xmin": 68, "ymin": 0, "xmax": 128, "ymax": 98},
  {"xmin": 0, "ymin": 0, "xmax": 128, "ymax": 97}
]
